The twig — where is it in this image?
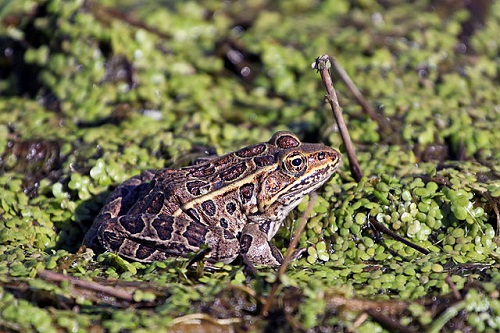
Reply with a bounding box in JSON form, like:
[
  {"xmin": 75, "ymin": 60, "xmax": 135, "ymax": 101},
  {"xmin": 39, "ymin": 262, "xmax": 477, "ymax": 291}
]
[
  {"xmin": 325, "ymin": 293, "xmax": 409, "ymax": 315},
  {"xmin": 171, "ymin": 313, "xmax": 242, "ymax": 326},
  {"xmin": 86, "ymin": 3, "xmax": 172, "ymax": 40},
  {"xmin": 370, "ymin": 219, "xmax": 430, "ymax": 255},
  {"xmin": 326, "ymin": 293, "xmax": 418, "ymax": 333},
  {"xmin": 365, "ymin": 308, "xmax": 419, "ymax": 333},
  {"xmin": 350, "ymin": 312, "xmax": 369, "ymax": 331},
  {"xmin": 261, "ymin": 194, "xmax": 318, "ymax": 316},
  {"xmin": 314, "ymin": 55, "xmax": 363, "ymax": 182},
  {"xmin": 445, "ymin": 275, "xmax": 462, "ymax": 300},
  {"xmin": 38, "ymin": 269, "xmax": 134, "ymax": 302}
]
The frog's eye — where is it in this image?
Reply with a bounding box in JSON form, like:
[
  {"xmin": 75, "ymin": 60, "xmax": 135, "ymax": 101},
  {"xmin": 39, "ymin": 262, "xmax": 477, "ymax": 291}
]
[
  {"xmin": 291, "ymin": 157, "xmax": 302, "ymax": 166},
  {"xmin": 282, "ymin": 152, "xmax": 307, "ymax": 176}
]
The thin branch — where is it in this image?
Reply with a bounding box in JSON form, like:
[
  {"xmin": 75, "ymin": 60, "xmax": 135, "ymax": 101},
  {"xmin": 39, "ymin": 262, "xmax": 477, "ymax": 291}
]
[
  {"xmin": 86, "ymin": 3, "xmax": 172, "ymax": 40},
  {"xmin": 261, "ymin": 194, "xmax": 318, "ymax": 316},
  {"xmin": 314, "ymin": 55, "xmax": 363, "ymax": 182},
  {"xmin": 445, "ymin": 275, "xmax": 462, "ymax": 301},
  {"xmin": 172, "ymin": 313, "xmax": 242, "ymax": 326},
  {"xmin": 370, "ymin": 219, "xmax": 430, "ymax": 255},
  {"xmin": 365, "ymin": 308, "xmax": 419, "ymax": 333},
  {"xmin": 38, "ymin": 269, "xmax": 134, "ymax": 302},
  {"xmin": 351, "ymin": 312, "xmax": 369, "ymax": 331},
  {"xmin": 325, "ymin": 293, "xmax": 409, "ymax": 315}
]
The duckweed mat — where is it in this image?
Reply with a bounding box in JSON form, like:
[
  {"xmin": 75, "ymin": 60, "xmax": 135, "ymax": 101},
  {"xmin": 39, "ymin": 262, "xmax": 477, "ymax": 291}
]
[{"xmin": 1, "ymin": 0, "xmax": 500, "ymax": 332}]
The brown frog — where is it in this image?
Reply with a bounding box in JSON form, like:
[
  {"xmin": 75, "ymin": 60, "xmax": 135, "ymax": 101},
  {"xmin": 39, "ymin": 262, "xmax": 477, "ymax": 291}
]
[{"xmin": 82, "ymin": 131, "xmax": 341, "ymax": 266}]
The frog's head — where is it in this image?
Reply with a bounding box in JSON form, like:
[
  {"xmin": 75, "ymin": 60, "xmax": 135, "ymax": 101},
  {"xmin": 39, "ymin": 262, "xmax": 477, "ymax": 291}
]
[{"xmin": 255, "ymin": 131, "xmax": 342, "ymax": 222}]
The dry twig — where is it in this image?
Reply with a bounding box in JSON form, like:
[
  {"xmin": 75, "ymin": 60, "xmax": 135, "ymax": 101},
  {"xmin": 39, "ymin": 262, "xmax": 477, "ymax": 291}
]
[
  {"xmin": 38, "ymin": 269, "xmax": 134, "ymax": 302},
  {"xmin": 370, "ymin": 218, "xmax": 430, "ymax": 255},
  {"xmin": 445, "ymin": 275, "xmax": 462, "ymax": 301},
  {"xmin": 313, "ymin": 55, "xmax": 363, "ymax": 182},
  {"xmin": 172, "ymin": 313, "xmax": 242, "ymax": 326},
  {"xmin": 365, "ymin": 308, "xmax": 419, "ymax": 333}
]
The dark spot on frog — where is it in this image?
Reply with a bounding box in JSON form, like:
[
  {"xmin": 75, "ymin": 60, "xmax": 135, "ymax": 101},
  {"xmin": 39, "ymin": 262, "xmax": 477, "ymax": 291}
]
[
  {"xmin": 240, "ymin": 183, "xmax": 254, "ymax": 204},
  {"xmin": 220, "ymin": 162, "xmax": 247, "ymax": 181},
  {"xmin": 317, "ymin": 151, "xmax": 325, "ymax": 160},
  {"xmin": 151, "ymin": 216, "xmax": 174, "ymax": 241},
  {"xmin": 220, "ymin": 217, "xmax": 228, "ymax": 228},
  {"xmin": 182, "ymin": 222, "xmax": 208, "ymax": 247},
  {"xmin": 144, "ymin": 191, "xmax": 165, "ymax": 215},
  {"xmin": 190, "ymin": 164, "xmax": 215, "ymax": 178},
  {"xmin": 186, "ymin": 208, "xmax": 201, "ymax": 223},
  {"xmin": 226, "ymin": 202, "xmax": 237, "ymax": 215},
  {"xmin": 276, "ymin": 134, "xmax": 300, "ymax": 149},
  {"xmin": 224, "ymin": 230, "xmax": 235, "ymax": 239},
  {"xmin": 118, "ymin": 216, "xmax": 145, "ymax": 234},
  {"xmin": 135, "ymin": 244, "xmax": 155, "ymax": 260},
  {"xmin": 201, "ymin": 199, "xmax": 217, "ymax": 216},
  {"xmin": 101, "ymin": 229, "xmax": 123, "ymax": 249},
  {"xmin": 254, "ymin": 154, "xmax": 275, "ymax": 167},
  {"xmin": 186, "ymin": 180, "xmax": 210, "ymax": 196},
  {"xmin": 235, "ymin": 143, "xmax": 266, "ymax": 158},
  {"xmin": 239, "ymin": 234, "xmax": 252, "ymax": 253}
]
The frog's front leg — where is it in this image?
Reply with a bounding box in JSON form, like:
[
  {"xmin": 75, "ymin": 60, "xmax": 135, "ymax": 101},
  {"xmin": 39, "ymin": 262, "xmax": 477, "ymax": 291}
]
[
  {"xmin": 239, "ymin": 223, "xmax": 283, "ymax": 267},
  {"xmin": 97, "ymin": 214, "xmax": 241, "ymax": 263}
]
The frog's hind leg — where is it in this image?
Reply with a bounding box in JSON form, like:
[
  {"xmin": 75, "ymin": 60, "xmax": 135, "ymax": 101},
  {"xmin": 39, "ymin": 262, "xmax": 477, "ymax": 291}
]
[
  {"xmin": 98, "ymin": 170, "xmax": 156, "ymax": 218},
  {"xmin": 82, "ymin": 170, "xmax": 155, "ymax": 250},
  {"xmin": 96, "ymin": 214, "xmax": 239, "ymax": 263}
]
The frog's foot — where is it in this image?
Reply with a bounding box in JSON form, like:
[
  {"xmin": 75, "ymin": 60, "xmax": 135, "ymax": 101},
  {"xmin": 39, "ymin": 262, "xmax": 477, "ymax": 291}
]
[
  {"xmin": 290, "ymin": 247, "xmax": 306, "ymax": 261},
  {"xmin": 239, "ymin": 224, "xmax": 283, "ymax": 267},
  {"xmin": 186, "ymin": 247, "xmax": 212, "ymax": 269},
  {"xmin": 238, "ymin": 253, "xmax": 259, "ymax": 277}
]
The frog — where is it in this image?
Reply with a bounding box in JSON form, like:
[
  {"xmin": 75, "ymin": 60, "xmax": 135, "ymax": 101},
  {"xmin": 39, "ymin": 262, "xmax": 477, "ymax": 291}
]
[{"xmin": 82, "ymin": 131, "xmax": 341, "ymax": 266}]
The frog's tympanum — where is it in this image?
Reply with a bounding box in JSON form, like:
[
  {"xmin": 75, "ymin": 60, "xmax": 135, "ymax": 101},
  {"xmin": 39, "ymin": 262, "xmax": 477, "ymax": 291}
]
[{"xmin": 83, "ymin": 132, "xmax": 341, "ymax": 266}]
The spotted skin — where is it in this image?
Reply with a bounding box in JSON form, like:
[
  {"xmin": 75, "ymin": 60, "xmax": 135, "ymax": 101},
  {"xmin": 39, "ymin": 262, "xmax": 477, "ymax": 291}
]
[{"xmin": 83, "ymin": 131, "xmax": 341, "ymax": 266}]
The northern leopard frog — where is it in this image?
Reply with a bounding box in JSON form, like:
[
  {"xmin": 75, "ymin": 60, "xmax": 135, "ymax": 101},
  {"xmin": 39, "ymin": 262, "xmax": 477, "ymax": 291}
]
[{"xmin": 83, "ymin": 131, "xmax": 341, "ymax": 266}]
